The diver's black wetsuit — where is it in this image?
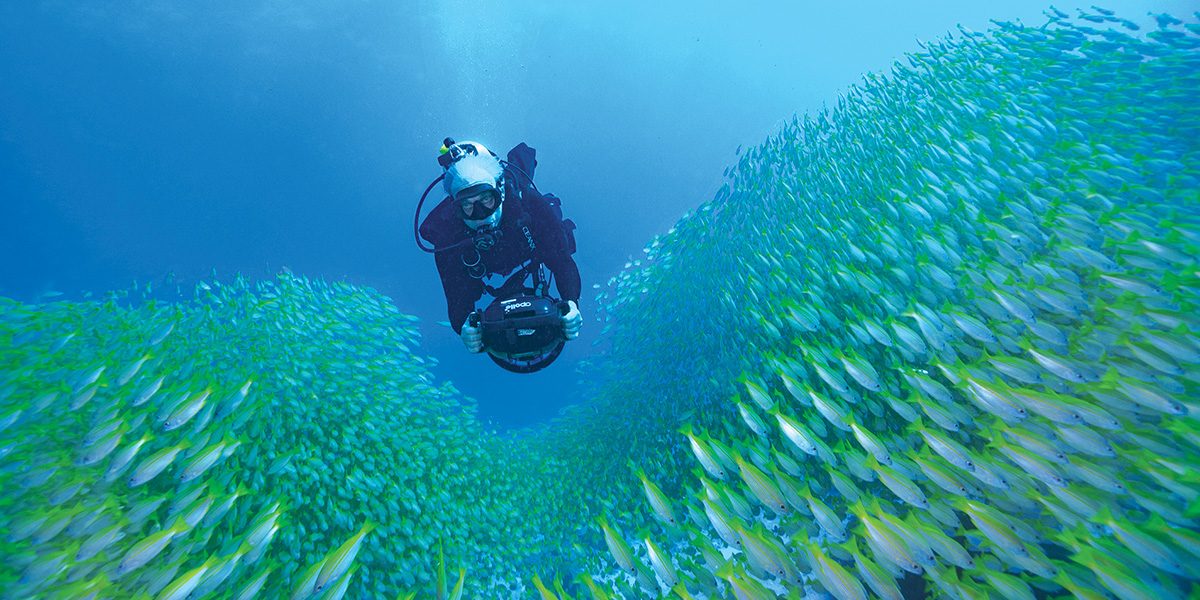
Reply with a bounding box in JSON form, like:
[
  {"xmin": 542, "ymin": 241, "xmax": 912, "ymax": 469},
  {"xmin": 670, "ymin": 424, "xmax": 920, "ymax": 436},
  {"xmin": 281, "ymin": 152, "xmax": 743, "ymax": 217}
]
[{"xmin": 419, "ymin": 144, "xmax": 581, "ymax": 334}]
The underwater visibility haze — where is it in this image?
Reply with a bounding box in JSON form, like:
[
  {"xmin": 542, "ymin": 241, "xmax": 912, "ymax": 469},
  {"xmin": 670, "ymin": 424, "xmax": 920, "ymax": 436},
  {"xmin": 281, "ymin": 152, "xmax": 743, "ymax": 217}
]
[{"xmin": 2, "ymin": 2, "xmax": 1200, "ymax": 599}]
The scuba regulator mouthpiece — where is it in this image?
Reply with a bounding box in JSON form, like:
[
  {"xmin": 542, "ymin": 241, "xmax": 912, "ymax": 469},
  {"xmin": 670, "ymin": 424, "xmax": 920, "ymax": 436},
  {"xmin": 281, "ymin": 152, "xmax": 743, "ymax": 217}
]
[{"xmin": 473, "ymin": 225, "xmax": 501, "ymax": 251}]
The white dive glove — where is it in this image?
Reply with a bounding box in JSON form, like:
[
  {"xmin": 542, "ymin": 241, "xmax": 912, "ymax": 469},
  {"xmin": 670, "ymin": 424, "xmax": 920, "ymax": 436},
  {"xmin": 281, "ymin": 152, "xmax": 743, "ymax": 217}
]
[
  {"xmin": 461, "ymin": 315, "xmax": 483, "ymax": 353},
  {"xmin": 562, "ymin": 300, "xmax": 582, "ymax": 340}
]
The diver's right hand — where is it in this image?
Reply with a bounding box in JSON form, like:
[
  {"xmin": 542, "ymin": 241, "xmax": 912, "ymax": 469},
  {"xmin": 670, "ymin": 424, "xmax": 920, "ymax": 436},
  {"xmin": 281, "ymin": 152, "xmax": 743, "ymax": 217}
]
[{"xmin": 461, "ymin": 315, "xmax": 483, "ymax": 353}]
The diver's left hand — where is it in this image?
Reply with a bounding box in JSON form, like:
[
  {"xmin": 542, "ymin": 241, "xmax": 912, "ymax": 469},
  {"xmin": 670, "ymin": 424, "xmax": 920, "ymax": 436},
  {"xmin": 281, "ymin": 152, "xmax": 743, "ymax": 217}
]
[{"xmin": 562, "ymin": 300, "xmax": 582, "ymax": 340}]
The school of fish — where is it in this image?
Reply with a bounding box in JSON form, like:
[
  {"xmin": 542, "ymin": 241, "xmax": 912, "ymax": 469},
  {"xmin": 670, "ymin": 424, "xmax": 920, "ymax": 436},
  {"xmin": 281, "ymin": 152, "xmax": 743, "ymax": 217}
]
[{"xmin": 0, "ymin": 7, "xmax": 1197, "ymax": 599}]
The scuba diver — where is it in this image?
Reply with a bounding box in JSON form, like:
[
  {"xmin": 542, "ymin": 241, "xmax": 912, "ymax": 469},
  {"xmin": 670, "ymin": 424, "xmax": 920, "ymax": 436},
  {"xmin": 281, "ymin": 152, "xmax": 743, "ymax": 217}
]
[{"xmin": 414, "ymin": 138, "xmax": 582, "ymax": 373}]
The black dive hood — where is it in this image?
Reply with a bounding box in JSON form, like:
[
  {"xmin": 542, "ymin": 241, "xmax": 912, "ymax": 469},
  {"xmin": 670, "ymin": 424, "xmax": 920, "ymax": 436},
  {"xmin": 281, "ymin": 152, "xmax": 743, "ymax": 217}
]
[{"xmin": 470, "ymin": 294, "xmax": 569, "ymax": 374}]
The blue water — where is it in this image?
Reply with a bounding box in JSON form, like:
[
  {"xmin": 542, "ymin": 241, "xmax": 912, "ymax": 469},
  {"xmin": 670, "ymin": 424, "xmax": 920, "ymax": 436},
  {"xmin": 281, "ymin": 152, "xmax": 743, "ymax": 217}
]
[
  {"xmin": 0, "ymin": 0, "xmax": 1189, "ymax": 432},
  {"xmin": 3, "ymin": 3, "xmax": 1199, "ymax": 599}
]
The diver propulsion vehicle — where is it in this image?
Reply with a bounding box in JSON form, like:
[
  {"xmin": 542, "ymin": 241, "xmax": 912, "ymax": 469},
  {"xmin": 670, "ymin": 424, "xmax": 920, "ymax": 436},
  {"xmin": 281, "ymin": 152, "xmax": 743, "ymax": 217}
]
[{"xmin": 469, "ymin": 294, "xmax": 571, "ymax": 374}]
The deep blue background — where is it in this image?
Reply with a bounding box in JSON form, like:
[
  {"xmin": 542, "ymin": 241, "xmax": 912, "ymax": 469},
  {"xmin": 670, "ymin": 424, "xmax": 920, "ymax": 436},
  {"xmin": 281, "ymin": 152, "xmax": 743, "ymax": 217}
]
[{"xmin": 0, "ymin": 1, "xmax": 1185, "ymax": 430}]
